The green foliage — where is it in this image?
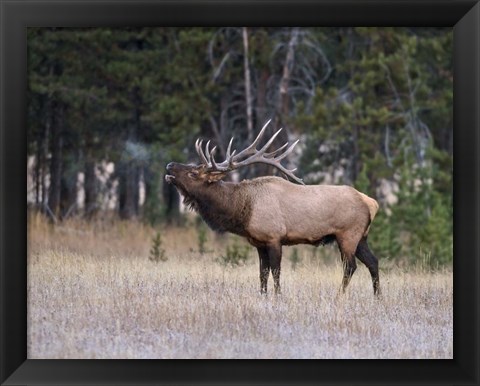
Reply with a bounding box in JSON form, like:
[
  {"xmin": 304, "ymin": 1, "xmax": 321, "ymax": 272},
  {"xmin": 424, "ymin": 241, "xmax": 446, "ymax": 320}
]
[
  {"xmin": 367, "ymin": 146, "xmax": 452, "ymax": 267},
  {"xmin": 142, "ymin": 175, "xmax": 165, "ymax": 226},
  {"xmin": 414, "ymin": 193, "xmax": 452, "ymax": 266},
  {"xmin": 142, "ymin": 144, "xmax": 169, "ymax": 226},
  {"xmin": 149, "ymin": 231, "xmax": 167, "ymax": 262},
  {"xmin": 390, "ymin": 151, "xmax": 452, "ymax": 266},
  {"xmin": 197, "ymin": 223, "xmax": 208, "ymax": 255},
  {"xmin": 368, "ymin": 209, "xmax": 402, "ymax": 262},
  {"xmin": 298, "ymin": 28, "xmax": 452, "ymax": 184},
  {"xmin": 217, "ymin": 241, "xmax": 250, "ymax": 267}
]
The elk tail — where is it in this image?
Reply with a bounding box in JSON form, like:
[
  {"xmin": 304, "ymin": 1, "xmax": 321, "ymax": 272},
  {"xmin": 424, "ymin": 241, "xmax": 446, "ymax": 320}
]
[{"xmin": 358, "ymin": 192, "xmax": 379, "ymax": 236}]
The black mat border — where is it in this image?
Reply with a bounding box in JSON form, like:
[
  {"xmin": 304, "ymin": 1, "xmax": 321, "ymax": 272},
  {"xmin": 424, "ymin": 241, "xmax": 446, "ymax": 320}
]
[{"xmin": 1, "ymin": 1, "xmax": 479, "ymax": 385}]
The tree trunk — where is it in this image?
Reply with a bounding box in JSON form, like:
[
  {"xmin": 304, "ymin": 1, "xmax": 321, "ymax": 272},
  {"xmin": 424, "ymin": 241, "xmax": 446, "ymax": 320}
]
[
  {"xmin": 47, "ymin": 101, "xmax": 63, "ymax": 220},
  {"xmin": 60, "ymin": 173, "xmax": 77, "ymax": 220},
  {"xmin": 134, "ymin": 165, "xmax": 140, "ymax": 214},
  {"xmin": 84, "ymin": 158, "xmax": 98, "ymax": 218},
  {"xmin": 118, "ymin": 84, "xmax": 143, "ymax": 220},
  {"xmin": 242, "ymin": 27, "xmax": 254, "ymax": 143},
  {"xmin": 60, "ymin": 143, "xmax": 79, "ymax": 220},
  {"xmin": 40, "ymin": 104, "xmax": 50, "ymax": 211},
  {"xmin": 278, "ymin": 28, "xmax": 299, "ymax": 120},
  {"xmin": 118, "ymin": 161, "xmax": 138, "ymax": 220},
  {"xmin": 258, "ymin": 28, "xmax": 300, "ymax": 179},
  {"xmin": 256, "ymin": 69, "xmax": 269, "ymax": 123},
  {"xmin": 34, "ymin": 140, "xmax": 41, "ymax": 206},
  {"xmin": 162, "ymin": 176, "xmax": 180, "ymax": 224}
]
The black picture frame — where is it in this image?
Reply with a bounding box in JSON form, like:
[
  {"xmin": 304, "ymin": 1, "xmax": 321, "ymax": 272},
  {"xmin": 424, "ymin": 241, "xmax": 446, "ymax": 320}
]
[{"xmin": 1, "ymin": 1, "xmax": 478, "ymax": 385}]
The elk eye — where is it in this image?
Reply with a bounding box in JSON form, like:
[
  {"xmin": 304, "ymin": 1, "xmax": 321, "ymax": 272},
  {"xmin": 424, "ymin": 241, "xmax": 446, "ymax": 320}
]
[{"xmin": 187, "ymin": 172, "xmax": 198, "ymax": 179}]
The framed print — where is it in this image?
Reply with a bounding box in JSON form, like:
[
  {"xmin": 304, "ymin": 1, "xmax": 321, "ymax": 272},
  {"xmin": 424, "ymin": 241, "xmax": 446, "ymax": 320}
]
[{"xmin": 1, "ymin": 0, "xmax": 479, "ymax": 385}]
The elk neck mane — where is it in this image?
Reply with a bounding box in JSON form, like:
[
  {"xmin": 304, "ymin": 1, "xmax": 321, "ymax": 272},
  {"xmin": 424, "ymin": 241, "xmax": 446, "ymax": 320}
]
[{"xmin": 179, "ymin": 180, "xmax": 253, "ymax": 235}]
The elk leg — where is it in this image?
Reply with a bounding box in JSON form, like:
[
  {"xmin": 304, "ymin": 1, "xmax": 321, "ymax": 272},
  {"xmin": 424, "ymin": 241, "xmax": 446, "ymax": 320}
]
[
  {"xmin": 355, "ymin": 237, "xmax": 381, "ymax": 296},
  {"xmin": 257, "ymin": 247, "xmax": 270, "ymax": 294},
  {"xmin": 337, "ymin": 237, "xmax": 358, "ymax": 294},
  {"xmin": 341, "ymin": 255, "xmax": 357, "ymax": 293},
  {"xmin": 267, "ymin": 244, "xmax": 282, "ymax": 295}
]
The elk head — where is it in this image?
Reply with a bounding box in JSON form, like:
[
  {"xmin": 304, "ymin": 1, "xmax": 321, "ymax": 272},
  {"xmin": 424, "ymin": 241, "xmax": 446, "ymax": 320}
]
[{"xmin": 165, "ymin": 119, "xmax": 304, "ymax": 194}]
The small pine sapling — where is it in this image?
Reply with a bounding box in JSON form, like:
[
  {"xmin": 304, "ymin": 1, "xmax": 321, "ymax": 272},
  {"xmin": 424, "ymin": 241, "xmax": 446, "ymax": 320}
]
[
  {"xmin": 217, "ymin": 241, "xmax": 250, "ymax": 267},
  {"xmin": 289, "ymin": 247, "xmax": 301, "ymax": 270},
  {"xmin": 197, "ymin": 224, "xmax": 208, "ymax": 255},
  {"xmin": 149, "ymin": 231, "xmax": 167, "ymax": 262}
]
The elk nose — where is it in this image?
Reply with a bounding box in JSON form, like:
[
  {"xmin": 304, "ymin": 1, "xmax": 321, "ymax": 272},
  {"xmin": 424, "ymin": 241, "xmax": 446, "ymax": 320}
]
[{"xmin": 166, "ymin": 162, "xmax": 174, "ymax": 171}]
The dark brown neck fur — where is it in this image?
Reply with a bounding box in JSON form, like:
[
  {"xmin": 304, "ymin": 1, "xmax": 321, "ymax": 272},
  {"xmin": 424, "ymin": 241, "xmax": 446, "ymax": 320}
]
[{"xmin": 182, "ymin": 182, "xmax": 252, "ymax": 235}]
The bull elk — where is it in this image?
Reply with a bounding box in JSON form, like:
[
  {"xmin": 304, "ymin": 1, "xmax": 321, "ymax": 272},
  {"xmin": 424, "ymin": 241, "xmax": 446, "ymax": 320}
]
[{"xmin": 165, "ymin": 120, "xmax": 380, "ymax": 296}]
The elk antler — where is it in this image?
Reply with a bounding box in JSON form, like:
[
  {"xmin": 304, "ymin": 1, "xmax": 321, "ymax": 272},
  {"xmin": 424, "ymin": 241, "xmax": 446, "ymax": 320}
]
[{"xmin": 195, "ymin": 119, "xmax": 304, "ymax": 185}]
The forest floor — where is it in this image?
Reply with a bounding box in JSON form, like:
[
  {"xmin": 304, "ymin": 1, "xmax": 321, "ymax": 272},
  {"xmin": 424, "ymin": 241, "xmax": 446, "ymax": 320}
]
[{"xmin": 27, "ymin": 213, "xmax": 453, "ymax": 359}]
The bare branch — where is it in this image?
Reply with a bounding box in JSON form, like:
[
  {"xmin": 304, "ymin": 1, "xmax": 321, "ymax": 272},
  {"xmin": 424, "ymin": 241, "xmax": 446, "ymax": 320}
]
[
  {"xmin": 208, "ymin": 115, "xmax": 226, "ymax": 157},
  {"xmin": 212, "ymin": 52, "xmax": 232, "ymax": 82},
  {"xmin": 384, "ymin": 125, "xmax": 393, "ymax": 168}
]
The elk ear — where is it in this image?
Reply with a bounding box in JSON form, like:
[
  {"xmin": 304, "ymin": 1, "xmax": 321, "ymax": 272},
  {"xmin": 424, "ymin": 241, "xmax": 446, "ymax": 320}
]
[{"xmin": 206, "ymin": 172, "xmax": 227, "ymax": 183}]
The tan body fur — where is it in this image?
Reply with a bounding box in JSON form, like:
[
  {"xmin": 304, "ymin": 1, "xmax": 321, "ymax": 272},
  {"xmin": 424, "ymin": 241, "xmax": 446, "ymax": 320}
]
[{"xmin": 240, "ymin": 177, "xmax": 377, "ymax": 247}]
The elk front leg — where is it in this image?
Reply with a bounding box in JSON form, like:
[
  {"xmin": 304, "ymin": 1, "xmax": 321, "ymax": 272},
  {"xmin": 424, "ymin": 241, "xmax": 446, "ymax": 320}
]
[
  {"xmin": 267, "ymin": 243, "xmax": 282, "ymax": 295},
  {"xmin": 257, "ymin": 247, "xmax": 270, "ymax": 294}
]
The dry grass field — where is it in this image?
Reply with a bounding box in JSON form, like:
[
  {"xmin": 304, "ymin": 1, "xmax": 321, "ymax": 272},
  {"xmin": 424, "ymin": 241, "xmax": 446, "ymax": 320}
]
[{"xmin": 27, "ymin": 213, "xmax": 453, "ymax": 359}]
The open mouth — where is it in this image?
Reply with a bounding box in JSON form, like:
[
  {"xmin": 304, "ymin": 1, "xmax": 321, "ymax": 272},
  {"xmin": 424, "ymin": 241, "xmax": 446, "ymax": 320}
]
[{"xmin": 165, "ymin": 175, "xmax": 176, "ymax": 184}]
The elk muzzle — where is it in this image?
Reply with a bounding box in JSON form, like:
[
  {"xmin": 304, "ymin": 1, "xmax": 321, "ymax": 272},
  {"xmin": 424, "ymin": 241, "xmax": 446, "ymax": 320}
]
[{"xmin": 165, "ymin": 162, "xmax": 177, "ymax": 184}]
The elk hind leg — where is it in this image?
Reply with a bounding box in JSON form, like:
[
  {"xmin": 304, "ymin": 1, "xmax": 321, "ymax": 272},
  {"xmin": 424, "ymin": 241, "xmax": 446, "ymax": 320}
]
[
  {"xmin": 355, "ymin": 237, "xmax": 380, "ymax": 296},
  {"xmin": 337, "ymin": 236, "xmax": 358, "ymax": 294},
  {"xmin": 341, "ymin": 255, "xmax": 357, "ymax": 293}
]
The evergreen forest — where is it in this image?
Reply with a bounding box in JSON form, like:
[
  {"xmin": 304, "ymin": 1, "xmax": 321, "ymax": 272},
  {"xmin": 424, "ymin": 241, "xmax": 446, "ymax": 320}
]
[{"xmin": 27, "ymin": 27, "xmax": 453, "ymax": 266}]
